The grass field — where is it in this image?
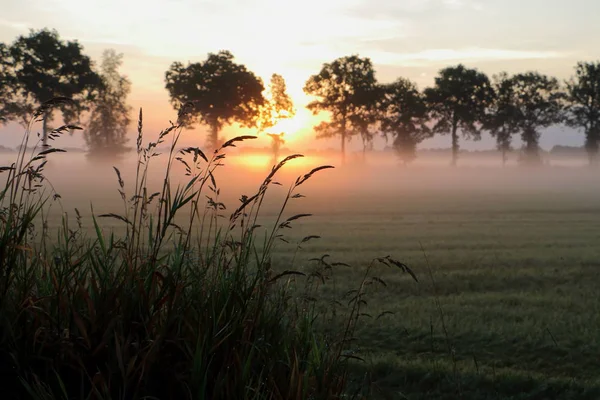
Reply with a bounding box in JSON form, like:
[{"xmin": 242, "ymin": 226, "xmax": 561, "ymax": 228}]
[
  {"xmin": 263, "ymin": 166, "xmax": 600, "ymax": 399},
  {"xmin": 4, "ymin": 150, "xmax": 600, "ymax": 399},
  {"xmin": 307, "ymin": 198, "xmax": 600, "ymax": 399}
]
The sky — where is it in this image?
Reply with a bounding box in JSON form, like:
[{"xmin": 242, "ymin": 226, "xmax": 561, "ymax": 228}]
[{"xmin": 0, "ymin": 0, "xmax": 599, "ymax": 151}]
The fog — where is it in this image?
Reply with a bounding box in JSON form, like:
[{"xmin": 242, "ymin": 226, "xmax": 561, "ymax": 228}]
[{"xmin": 2, "ymin": 148, "xmax": 597, "ymax": 232}]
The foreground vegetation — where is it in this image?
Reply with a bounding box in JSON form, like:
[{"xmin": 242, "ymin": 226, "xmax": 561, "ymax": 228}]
[
  {"xmin": 0, "ymin": 104, "xmax": 417, "ymax": 399},
  {"xmin": 21, "ymin": 146, "xmax": 600, "ymax": 399},
  {"xmin": 0, "ymin": 103, "xmax": 598, "ymax": 400}
]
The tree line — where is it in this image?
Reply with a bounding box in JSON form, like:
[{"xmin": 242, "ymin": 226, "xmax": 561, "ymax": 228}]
[
  {"xmin": 304, "ymin": 57, "xmax": 600, "ymax": 166},
  {"xmin": 1, "ymin": 28, "xmax": 599, "ymax": 166}
]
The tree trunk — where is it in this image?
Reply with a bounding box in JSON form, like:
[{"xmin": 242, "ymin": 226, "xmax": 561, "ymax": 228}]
[
  {"xmin": 586, "ymin": 141, "xmax": 598, "ymax": 166},
  {"xmin": 273, "ymin": 143, "xmax": 279, "ymax": 163},
  {"xmin": 210, "ymin": 123, "xmax": 219, "ymax": 152},
  {"xmin": 451, "ymin": 122, "xmax": 459, "ymax": 167},
  {"xmin": 42, "ymin": 113, "xmax": 49, "ymax": 147},
  {"xmin": 341, "ymin": 131, "xmax": 346, "ymax": 165},
  {"xmin": 522, "ymin": 127, "xmax": 540, "ymax": 164},
  {"xmin": 340, "ymin": 117, "xmax": 346, "ymax": 165},
  {"xmin": 271, "ymin": 136, "xmax": 281, "ymax": 165},
  {"xmin": 585, "ymin": 126, "xmax": 599, "ymax": 166}
]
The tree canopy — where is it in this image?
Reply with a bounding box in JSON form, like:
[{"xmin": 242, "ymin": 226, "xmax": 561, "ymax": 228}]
[
  {"xmin": 257, "ymin": 73, "xmax": 295, "ymax": 133},
  {"xmin": 509, "ymin": 72, "xmax": 564, "ymax": 163},
  {"xmin": 304, "ymin": 55, "xmax": 378, "ymax": 163},
  {"xmin": 258, "ymin": 74, "xmax": 295, "ymax": 163},
  {"xmin": 565, "ymin": 61, "xmax": 600, "ymax": 165},
  {"xmin": 164, "ymin": 50, "xmax": 265, "ymax": 150},
  {"xmin": 0, "ymin": 43, "xmax": 16, "ymax": 124},
  {"xmin": 425, "ymin": 64, "xmax": 493, "ymax": 166},
  {"xmin": 380, "ymin": 78, "xmax": 431, "ymax": 165},
  {"xmin": 2, "ymin": 28, "xmax": 102, "ymax": 145},
  {"xmin": 85, "ymin": 49, "xmax": 132, "ymax": 160},
  {"xmin": 485, "ymin": 73, "xmax": 521, "ymax": 165},
  {"xmin": 349, "ymin": 83, "xmax": 384, "ymax": 159}
]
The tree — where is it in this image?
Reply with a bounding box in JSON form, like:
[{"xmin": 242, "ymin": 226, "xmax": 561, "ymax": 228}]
[
  {"xmin": 85, "ymin": 49, "xmax": 132, "ymax": 160},
  {"xmin": 509, "ymin": 72, "xmax": 564, "ymax": 164},
  {"xmin": 0, "ymin": 43, "xmax": 16, "ymax": 123},
  {"xmin": 267, "ymin": 132, "xmax": 285, "ymax": 165},
  {"xmin": 565, "ymin": 61, "xmax": 600, "ymax": 165},
  {"xmin": 164, "ymin": 50, "xmax": 265, "ymax": 150},
  {"xmin": 380, "ymin": 78, "xmax": 431, "ymax": 165},
  {"xmin": 304, "ymin": 55, "xmax": 378, "ymax": 164},
  {"xmin": 485, "ymin": 72, "xmax": 520, "ymax": 166},
  {"xmin": 259, "ymin": 74, "xmax": 295, "ymax": 131},
  {"xmin": 424, "ymin": 64, "xmax": 493, "ymax": 166},
  {"xmin": 3, "ymin": 28, "xmax": 102, "ymax": 145},
  {"xmin": 258, "ymin": 74, "xmax": 295, "ymax": 163},
  {"xmin": 350, "ymin": 84, "xmax": 384, "ymax": 161}
]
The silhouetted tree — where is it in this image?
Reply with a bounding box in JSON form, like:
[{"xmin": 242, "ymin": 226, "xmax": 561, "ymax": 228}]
[
  {"xmin": 424, "ymin": 64, "xmax": 493, "ymax": 166},
  {"xmin": 267, "ymin": 132, "xmax": 285, "ymax": 165},
  {"xmin": 3, "ymin": 29, "xmax": 102, "ymax": 145},
  {"xmin": 509, "ymin": 72, "xmax": 564, "ymax": 164},
  {"xmin": 85, "ymin": 49, "xmax": 132, "ymax": 160},
  {"xmin": 565, "ymin": 61, "xmax": 600, "ymax": 165},
  {"xmin": 164, "ymin": 50, "xmax": 265, "ymax": 150},
  {"xmin": 0, "ymin": 43, "xmax": 15, "ymax": 123},
  {"xmin": 350, "ymin": 84, "xmax": 384, "ymax": 161},
  {"xmin": 380, "ymin": 78, "xmax": 430, "ymax": 165},
  {"xmin": 485, "ymin": 72, "xmax": 520, "ymax": 166},
  {"xmin": 258, "ymin": 74, "xmax": 295, "ymax": 163},
  {"xmin": 261, "ymin": 74, "xmax": 295, "ymax": 130},
  {"xmin": 304, "ymin": 55, "xmax": 378, "ymax": 164}
]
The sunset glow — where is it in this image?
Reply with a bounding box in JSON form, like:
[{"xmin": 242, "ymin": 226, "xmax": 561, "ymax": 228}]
[
  {"xmin": 268, "ymin": 110, "xmax": 313, "ymax": 142},
  {"xmin": 234, "ymin": 154, "xmax": 272, "ymax": 169},
  {"xmin": 0, "ymin": 0, "xmax": 598, "ymax": 151},
  {"xmin": 1, "ymin": 2, "xmax": 600, "ymax": 397}
]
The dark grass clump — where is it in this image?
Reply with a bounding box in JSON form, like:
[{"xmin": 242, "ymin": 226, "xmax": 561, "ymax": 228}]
[{"xmin": 0, "ymin": 99, "xmax": 415, "ymax": 400}]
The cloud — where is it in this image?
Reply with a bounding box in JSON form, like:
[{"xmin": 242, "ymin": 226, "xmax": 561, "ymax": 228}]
[
  {"xmin": 346, "ymin": 0, "xmax": 484, "ymax": 21},
  {"xmin": 0, "ymin": 19, "xmax": 30, "ymax": 31},
  {"xmin": 441, "ymin": 0, "xmax": 465, "ymax": 9},
  {"xmin": 369, "ymin": 47, "xmax": 565, "ymax": 67},
  {"xmin": 439, "ymin": 0, "xmax": 483, "ymax": 10}
]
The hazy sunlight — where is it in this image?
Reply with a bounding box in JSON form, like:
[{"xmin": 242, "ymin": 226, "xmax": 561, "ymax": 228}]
[
  {"xmin": 269, "ymin": 110, "xmax": 312, "ymax": 142},
  {"xmin": 1, "ymin": 2, "xmax": 600, "ymax": 398}
]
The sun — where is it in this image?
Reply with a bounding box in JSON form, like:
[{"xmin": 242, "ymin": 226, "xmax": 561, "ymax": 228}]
[{"xmin": 269, "ymin": 108, "xmax": 312, "ymax": 143}]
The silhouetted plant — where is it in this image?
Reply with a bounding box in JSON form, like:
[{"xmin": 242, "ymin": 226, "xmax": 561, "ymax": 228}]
[{"xmin": 0, "ymin": 98, "xmax": 414, "ymax": 400}]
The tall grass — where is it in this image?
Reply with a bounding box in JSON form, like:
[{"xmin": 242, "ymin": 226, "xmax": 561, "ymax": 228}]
[{"xmin": 0, "ymin": 99, "xmax": 416, "ymax": 400}]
